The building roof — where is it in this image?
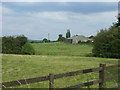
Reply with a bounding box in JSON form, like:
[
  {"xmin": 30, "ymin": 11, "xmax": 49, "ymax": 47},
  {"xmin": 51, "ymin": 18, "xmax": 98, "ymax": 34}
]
[{"xmin": 67, "ymin": 35, "xmax": 89, "ymax": 41}]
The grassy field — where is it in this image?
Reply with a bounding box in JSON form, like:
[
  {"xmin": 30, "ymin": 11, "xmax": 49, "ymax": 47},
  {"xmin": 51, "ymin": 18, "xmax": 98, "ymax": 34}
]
[
  {"xmin": 31, "ymin": 42, "xmax": 92, "ymax": 56},
  {"xmin": 2, "ymin": 42, "xmax": 119, "ymax": 88}
]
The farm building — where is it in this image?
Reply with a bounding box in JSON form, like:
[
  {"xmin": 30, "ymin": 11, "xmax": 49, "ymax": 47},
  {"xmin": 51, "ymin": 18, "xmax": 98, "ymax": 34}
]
[{"xmin": 65, "ymin": 35, "xmax": 90, "ymax": 44}]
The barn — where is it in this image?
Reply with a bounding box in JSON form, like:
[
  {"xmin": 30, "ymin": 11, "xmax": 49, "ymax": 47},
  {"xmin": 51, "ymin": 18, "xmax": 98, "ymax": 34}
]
[{"xmin": 65, "ymin": 35, "xmax": 89, "ymax": 44}]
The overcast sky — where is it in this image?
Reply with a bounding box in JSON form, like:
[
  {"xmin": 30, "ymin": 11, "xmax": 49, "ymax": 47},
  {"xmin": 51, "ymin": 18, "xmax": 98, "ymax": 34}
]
[{"xmin": 1, "ymin": 2, "xmax": 119, "ymax": 40}]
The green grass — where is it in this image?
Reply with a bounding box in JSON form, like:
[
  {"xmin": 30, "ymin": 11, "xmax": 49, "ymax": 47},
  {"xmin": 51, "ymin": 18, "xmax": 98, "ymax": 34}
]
[
  {"xmin": 31, "ymin": 42, "xmax": 92, "ymax": 56},
  {"xmin": 2, "ymin": 42, "xmax": 119, "ymax": 88}
]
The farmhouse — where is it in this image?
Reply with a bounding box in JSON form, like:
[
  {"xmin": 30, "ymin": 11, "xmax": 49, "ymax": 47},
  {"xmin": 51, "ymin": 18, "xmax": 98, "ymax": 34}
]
[{"xmin": 65, "ymin": 35, "xmax": 90, "ymax": 44}]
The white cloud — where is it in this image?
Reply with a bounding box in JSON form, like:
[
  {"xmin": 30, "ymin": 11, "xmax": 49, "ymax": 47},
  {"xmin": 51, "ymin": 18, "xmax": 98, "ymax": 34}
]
[{"xmin": 28, "ymin": 12, "xmax": 69, "ymax": 21}]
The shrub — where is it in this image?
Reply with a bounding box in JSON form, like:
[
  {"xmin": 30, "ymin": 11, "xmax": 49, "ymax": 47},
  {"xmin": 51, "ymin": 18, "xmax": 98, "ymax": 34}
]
[{"xmin": 21, "ymin": 43, "xmax": 35, "ymax": 55}]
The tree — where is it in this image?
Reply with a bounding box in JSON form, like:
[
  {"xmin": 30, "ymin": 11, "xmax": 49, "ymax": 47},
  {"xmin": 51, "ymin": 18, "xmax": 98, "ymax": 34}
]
[
  {"xmin": 113, "ymin": 16, "xmax": 120, "ymax": 27},
  {"xmin": 2, "ymin": 36, "xmax": 14, "ymax": 54},
  {"xmin": 92, "ymin": 26, "xmax": 120, "ymax": 58},
  {"xmin": 13, "ymin": 35, "xmax": 28, "ymax": 54},
  {"xmin": 116, "ymin": 16, "xmax": 120, "ymax": 27},
  {"xmin": 2, "ymin": 35, "xmax": 28, "ymax": 54},
  {"xmin": 89, "ymin": 35, "xmax": 94, "ymax": 39},
  {"xmin": 58, "ymin": 34, "xmax": 65, "ymax": 42},
  {"xmin": 42, "ymin": 38, "xmax": 50, "ymax": 43},
  {"xmin": 66, "ymin": 29, "xmax": 71, "ymax": 38},
  {"xmin": 15, "ymin": 35, "xmax": 27, "ymax": 46}
]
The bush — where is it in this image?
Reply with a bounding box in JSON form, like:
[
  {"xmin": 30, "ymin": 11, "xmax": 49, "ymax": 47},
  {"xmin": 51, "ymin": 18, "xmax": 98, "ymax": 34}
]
[
  {"xmin": 21, "ymin": 43, "xmax": 35, "ymax": 55},
  {"xmin": 2, "ymin": 35, "xmax": 28, "ymax": 54},
  {"xmin": 92, "ymin": 26, "xmax": 120, "ymax": 58}
]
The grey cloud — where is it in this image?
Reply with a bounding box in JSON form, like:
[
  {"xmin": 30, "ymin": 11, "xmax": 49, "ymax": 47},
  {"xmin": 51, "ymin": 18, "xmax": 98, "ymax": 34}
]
[{"xmin": 3, "ymin": 2, "xmax": 118, "ymax": 14}]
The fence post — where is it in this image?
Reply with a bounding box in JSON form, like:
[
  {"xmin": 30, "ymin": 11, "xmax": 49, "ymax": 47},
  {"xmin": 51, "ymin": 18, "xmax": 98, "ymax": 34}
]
[
  {"xmin": 99, "ymin": 63, "xmax": 106, "ymax": 90},
  {"xmin": 49, "ymin": 73, "xmax": 54, "ymax": 90}
]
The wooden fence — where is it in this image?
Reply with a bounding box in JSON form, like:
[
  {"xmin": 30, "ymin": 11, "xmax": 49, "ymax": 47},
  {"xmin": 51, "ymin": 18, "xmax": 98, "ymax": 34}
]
[{"xmin": 1, "ymin": 63, "xmax": 120, "ymax": 89}]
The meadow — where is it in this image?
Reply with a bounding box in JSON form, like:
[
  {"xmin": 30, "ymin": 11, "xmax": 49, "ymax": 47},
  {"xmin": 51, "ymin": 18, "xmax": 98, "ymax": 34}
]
[
  {"xmin": 2, "ymin": 42, "xmax": 119, "ymax": 88},
  {"xmin": 31, "ymin": 42, "xmax": 92, "ymax": 56}
]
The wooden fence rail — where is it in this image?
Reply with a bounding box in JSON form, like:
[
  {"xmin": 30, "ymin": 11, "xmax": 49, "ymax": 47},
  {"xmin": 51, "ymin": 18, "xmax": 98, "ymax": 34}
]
[{"xmin": 1, "ymin": 63, "xmax": 120, "ymax": 89}]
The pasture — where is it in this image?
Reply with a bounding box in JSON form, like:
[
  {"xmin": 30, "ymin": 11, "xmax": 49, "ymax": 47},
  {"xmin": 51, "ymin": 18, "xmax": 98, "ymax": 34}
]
[
  {"xmin": 31, "ymin": 42, "xmax": 92, "ymax": 56},
  {"xmin": 2, "ymin": 42, "xmax": 119, "ymax": 88}
]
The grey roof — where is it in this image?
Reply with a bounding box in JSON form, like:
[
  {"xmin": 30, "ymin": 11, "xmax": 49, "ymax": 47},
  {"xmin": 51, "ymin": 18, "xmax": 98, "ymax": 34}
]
[{"xmin": 67, "ymin": 35, "xmax": 89, "ymax": 41}]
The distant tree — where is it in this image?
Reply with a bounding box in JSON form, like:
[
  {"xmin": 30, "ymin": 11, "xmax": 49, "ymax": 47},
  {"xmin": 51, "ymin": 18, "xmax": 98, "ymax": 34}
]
[
  {"xmin": 66, "ymin": 29, "xmax": 71, "ymax": 38},
  {"xmin": 61, "ymin": 37, "xmax": 66, "ymax": 41},
  {"xmin": 42, "ymin": 38, "xmax": 50, "ymax": 43},
  {"xmin": 43, "ymin": 38, "xmax": 47, "ymax": 42},
  {"xmin": 89, "ymin": 35, "xmax": 94, "ymax": 39},
  {"xmin": 58, "ymin": 34, "xmax": 62, "ymax": 41},
  {"xmin": 30, "ymin": 41, "xmax": 42, "ymax": 43},
  {"xmin": 58, "ymin": 34, "xmax": 66, "ymax": 42}
]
